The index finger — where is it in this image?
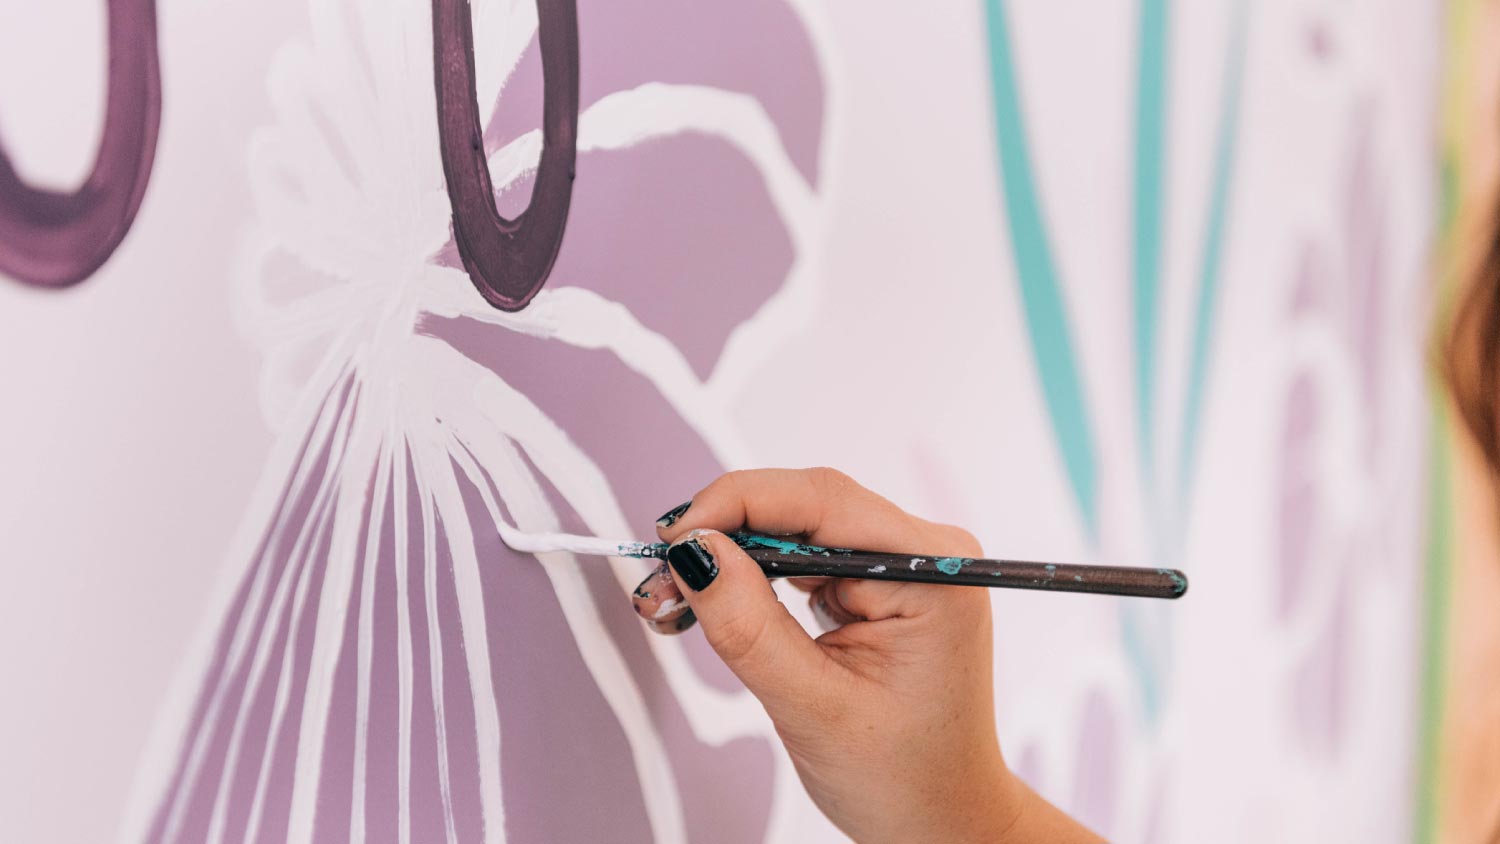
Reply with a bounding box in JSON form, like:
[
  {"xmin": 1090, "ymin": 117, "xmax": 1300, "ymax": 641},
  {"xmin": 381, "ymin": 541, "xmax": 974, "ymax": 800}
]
[{"xmin": 657, "ymin": 468, "xmax": 971, "ymax": 556}]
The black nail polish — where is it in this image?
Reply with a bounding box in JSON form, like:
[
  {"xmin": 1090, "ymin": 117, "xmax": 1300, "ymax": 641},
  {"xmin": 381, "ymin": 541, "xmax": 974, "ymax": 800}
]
[
  {"xmin": 667, "ymin": 538, "xmax": 718, "ymax": 592},
  {"xmin": 656, "ymin": 501, "xmax": 691, "ymax": 528}
]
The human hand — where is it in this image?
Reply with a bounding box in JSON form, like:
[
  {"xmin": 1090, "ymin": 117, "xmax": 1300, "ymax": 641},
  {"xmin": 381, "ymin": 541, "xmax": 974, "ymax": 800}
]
[{"xmin": 629, "ymin": 468, "xmax": 1101, "ymax": 844}]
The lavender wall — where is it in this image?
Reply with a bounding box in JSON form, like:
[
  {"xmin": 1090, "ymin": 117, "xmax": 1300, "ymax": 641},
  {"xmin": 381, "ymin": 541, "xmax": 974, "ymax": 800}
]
[{"xmin": 0, "ymin": 1, "xmax": 1440, "ymax": 842}]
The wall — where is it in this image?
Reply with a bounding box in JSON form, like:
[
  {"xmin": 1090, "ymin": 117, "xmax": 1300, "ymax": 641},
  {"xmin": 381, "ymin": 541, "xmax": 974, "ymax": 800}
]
[{"xmin": 0, "ymin": 1, "xmax": 1441, "ymax": 841}]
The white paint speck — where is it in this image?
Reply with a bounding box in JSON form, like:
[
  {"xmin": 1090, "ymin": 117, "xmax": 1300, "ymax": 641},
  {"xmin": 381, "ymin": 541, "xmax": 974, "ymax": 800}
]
[{"xmin": 868, "ymin": 565, "xmax": 887, "ymax": 573}]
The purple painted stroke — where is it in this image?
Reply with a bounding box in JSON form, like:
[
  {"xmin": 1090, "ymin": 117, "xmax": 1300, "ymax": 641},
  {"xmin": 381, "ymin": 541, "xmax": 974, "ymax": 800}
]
[
  {"xmin": 144, "ymin": 353, "xmax": 776, "ymax": 842},
  {"xmin": 1292, "ymin": 568, "xmax": 1352, "ymax": 758},
  {"xmin": 1070, "ymin": 689, "xmax": 1119, "ymax": 840},
  {"xmin": 427, "ymin": 321, "xmax": 775, "ymax": 842},
  {"xmin": 484, "ymin": 0, "xmax": 823, "ymax": 185},
  {"xmin": 1276, "ymin": 370, "xmax": 1319, "ymax": 621},
  {"xmin": 1274, "ymin": 103, "xmax": 1393, "ymax": 759},
  {"xmin": 150, "ymin": 0, "xmax": 821, "ymax": 838},
  {"xmin": 445, "ymin": 0, "xmax": 819, "ymax": 378},
  {"xmin": 0, "ymin": 0, "xmax": 161, "ymax": 287},
  {"xmin": 144, "ymin": 376, "xmax": 358, "ymax": 843},
  {"xmin": 434, "ymin": 0, "xmax": 578, "ymax": 311},
  {"xmin": 451, "ymin": 135, "xmax": 797, "ymax": 380},
  {"xmin": 427, "ymin": 0, "xmax": 824, "ymax": 827},
  {"xmin": 1343, "ymin": 105, "xmax": 1387, "ymax": 464}
]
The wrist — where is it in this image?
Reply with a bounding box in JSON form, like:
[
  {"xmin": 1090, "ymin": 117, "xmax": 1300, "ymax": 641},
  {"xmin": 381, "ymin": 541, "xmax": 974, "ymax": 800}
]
[
  {"xmin": 896, "ymin": 757, "xmax": 1020, "ymax": 844},
  {"xmin": 982, "ymin": 768, "xmax": 1107, "ymax": 844},
  {"xmin": 933, "ymin": 744, "xmax": 1026, "ymax": 843},
  {"xmin": 978, "ymin": 767, "xmax": 1033, "ymax": 843}
]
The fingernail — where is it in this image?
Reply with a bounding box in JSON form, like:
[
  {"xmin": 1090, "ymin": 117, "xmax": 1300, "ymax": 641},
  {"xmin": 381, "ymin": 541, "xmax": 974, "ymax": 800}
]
[
  {"xmin": 655, "ymin": 501, "xmax": 692, "ymax": 528},
  {"xmin": 632, "ymin": 562, "xmax": 688, "ymax": 623},
  {"xmin": 631, "ymin": 569, "xmax": 656, "ymax": 600},
  {"xmin": 667, "ymin": 538, "xmax": 718, "ymax": 591},
  {"xmin": 648, "ymin": 608, "xmax": 697, "ymax": 635}
]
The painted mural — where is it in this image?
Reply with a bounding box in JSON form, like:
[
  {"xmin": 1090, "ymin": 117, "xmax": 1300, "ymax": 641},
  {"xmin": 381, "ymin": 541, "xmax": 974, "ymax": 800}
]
[{"xmin": 0, "ymin": 1, "xmax": 1442, "ymax": 842}]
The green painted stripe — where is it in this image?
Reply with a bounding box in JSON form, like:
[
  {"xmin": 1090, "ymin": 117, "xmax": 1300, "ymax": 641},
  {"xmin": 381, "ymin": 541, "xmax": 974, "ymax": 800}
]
[
  {"xmin": 1414, "ymin": 389, "xmax": 1454, "ymax": 844},
  {"xmin": 1133, "ymin": 0, "xmax": 1169, "ymax": 481},
  {"xmin": 982, "ymin": 0, "xmax": 1099, "ymax": 535},
  {"xmin": 1176, "ymin": 0, "xmax": 1247, "ymax": 502}
]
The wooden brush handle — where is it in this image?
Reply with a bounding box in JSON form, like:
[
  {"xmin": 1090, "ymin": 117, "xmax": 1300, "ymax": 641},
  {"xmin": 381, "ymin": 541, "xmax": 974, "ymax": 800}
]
[{"xmin": 727, "ymin": 533, "xmax": 1187, "ymax": 600}]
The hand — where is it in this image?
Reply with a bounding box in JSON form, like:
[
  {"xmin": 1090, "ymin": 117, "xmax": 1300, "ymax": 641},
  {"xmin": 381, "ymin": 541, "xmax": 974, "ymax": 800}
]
[{"xmin": 629, "ymin": 468, "xmax": 1102, "ymax": 844}]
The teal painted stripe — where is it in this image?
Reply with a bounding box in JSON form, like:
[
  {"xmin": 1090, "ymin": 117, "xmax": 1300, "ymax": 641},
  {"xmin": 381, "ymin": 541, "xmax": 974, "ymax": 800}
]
[
  {"xmin": 1133, "ymin": 0, "xmax": 1169, "ymax": 483},
  {"xmin": 1176, "ymin": 0, "xmax": 1247, "ymax": 502},
  {"xmin": 982, "ymin": 0, "xmax": 1099, "ymax": 535}
]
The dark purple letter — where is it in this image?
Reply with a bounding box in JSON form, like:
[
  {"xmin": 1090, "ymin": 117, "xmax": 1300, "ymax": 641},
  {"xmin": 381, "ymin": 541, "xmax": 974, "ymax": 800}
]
[
  {"xmin": 433, "ymin": 0, "xmax": 580, "ymax": 312},
  {"xmin": 0, "ymin": 0, "xmax": 161, "ymax": 288}
]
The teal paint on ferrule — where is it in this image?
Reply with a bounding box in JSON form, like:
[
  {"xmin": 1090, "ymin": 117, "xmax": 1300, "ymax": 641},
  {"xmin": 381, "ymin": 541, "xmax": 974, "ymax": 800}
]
[{"xmin": 1156, "ymin": 568, "xmax": 1190, "ymax": 595}]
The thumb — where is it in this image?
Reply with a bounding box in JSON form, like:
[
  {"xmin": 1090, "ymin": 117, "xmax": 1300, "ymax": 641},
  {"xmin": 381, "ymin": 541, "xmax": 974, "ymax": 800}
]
[{"xmin": 666, "ymin": 530, "xmax": 829, "ymax": 704}]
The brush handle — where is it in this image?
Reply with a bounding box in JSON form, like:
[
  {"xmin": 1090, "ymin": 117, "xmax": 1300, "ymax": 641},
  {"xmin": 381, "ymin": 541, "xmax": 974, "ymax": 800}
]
[{"xmin": 726, "ymin": 533, "xmax": 1188, "ymax": 600}]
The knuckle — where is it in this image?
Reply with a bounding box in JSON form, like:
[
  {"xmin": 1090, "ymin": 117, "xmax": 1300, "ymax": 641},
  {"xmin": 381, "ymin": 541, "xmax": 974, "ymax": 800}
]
[
  {"xmin": 807, "ymin": 466, "xmax": 858, "ymax": 498},
  {"xmin": 809, "ymin": 466, "xmax": 851, "ymax": 486},
  {"xmin": 698, "ymin": 471, "xmax": 739, "ymax": 501},
  {"xmin": 913, "ymin": 520, "xmax": 983, "ymax": 556},
  {"xmin": 720, "ymin": 469, "xmax": 752, "ymax": 488},
  {"xmin": 944, "ymin": 525, "xmax": 983, "ymax": 556}
]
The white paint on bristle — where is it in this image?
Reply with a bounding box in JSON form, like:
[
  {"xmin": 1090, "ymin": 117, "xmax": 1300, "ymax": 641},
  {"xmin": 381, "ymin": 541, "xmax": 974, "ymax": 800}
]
[{"xmin": 495, "ymin": 520, "xmax": 653, "ymax": 558}]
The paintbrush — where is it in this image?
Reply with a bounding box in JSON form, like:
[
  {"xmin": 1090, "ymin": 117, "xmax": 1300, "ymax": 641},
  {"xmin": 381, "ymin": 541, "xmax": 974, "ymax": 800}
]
[{"xmin": 500, "ymin": 528, "xmax": 1188, "ymax": 600}]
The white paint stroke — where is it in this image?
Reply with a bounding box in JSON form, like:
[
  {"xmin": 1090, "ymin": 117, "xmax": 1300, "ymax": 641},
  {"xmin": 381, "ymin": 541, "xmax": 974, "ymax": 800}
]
[
  {"xmin": 350, "ymin": 429, "xmax": 396, "ymax": 844},
  {"xmin": 425, "ymin": 343, "xmax": 770, "ymax": 738},
  {"xmin": 392, "ymin": 433, "xmax": 414, "ymax": 844},
  {"xmin": 284, "ymin": 391, "xmax": 391, "ymax": 844},
  {"xmin": 240, "ymin": 464, "xmax": 348, "ymax": 844},
  {"xmin": 408, "ymin": 433, "xmax": 461, "ymax": 844},
  {"xmin": 209, "ymin": 443, "xmax": 350, "ymax": 844},
  {"xmin": 156, "ymin": 372, "xmax": 359, "ymax": 844},
  {"xmin": 442, "ymin": 428, "xmax": 688, "ymax": 844},
  {"xmin": 409, "ymin": 423, "xmax": 507, "ymax": 843}
]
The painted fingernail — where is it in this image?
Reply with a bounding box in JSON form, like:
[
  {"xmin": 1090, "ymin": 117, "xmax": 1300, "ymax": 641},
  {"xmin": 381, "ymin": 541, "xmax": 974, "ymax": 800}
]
[
  {"xmin": 631, "ymin": 568, "xmax": 658, "ymax": 601},
  {"xmin": 655, "ymin": 501, "xmax": 692, "ymax": 528},
  {"xmin": 667, "ymin": 538, "xmax": 718, "ymax": 592},
  {"xmin": 632, "ymin": 562, "xmax": 691, "ymax": 627},
  {"xmin": 648, "ymin": 608, "xmax": 698, "ymax": 635}
]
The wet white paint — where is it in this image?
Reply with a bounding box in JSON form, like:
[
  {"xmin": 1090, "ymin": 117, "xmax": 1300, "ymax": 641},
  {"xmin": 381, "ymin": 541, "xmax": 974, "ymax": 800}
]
[{"xmin": 496, "ymin": 523, "xmax": 653, "ymax": 559}]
